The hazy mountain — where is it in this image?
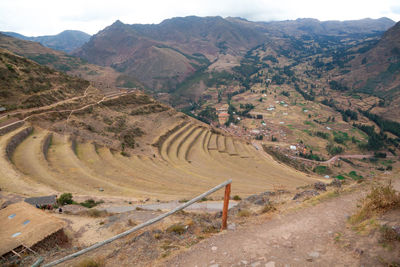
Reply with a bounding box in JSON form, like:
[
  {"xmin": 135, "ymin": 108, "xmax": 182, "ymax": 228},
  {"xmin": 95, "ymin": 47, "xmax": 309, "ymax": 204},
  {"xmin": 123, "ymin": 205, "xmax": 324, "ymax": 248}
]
[
  {"xmin": 1, "ymin": 30, "xmax": 91, "ymax": 53},
  {"xmin": 257, "ymin": 17, "xmax": 395, "ymax": 36}
]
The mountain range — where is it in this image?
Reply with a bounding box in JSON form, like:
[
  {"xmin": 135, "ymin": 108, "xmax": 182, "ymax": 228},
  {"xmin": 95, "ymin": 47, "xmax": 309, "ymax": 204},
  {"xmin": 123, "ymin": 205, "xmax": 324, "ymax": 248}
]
[
  {"xmin": 1, "ymin": 30, "xmax": 91, "ymax": 53},
  {"xmin": 73, "ymin": 16, "xmax": 395, "ymax": 94}
]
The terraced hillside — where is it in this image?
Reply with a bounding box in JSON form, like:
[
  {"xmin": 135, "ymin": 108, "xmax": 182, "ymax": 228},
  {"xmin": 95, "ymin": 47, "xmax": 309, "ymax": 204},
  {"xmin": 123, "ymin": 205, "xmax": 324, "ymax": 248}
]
[{"xmin": 1, "ymin": 121, "xmax": 319, "ymax": 200}]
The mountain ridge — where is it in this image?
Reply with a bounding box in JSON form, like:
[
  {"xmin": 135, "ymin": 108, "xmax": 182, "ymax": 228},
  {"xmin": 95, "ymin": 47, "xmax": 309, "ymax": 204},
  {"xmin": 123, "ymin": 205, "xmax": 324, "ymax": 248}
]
[{"xmin": 1, "ymin": 30, "xmax": 91, "ymax": 53}]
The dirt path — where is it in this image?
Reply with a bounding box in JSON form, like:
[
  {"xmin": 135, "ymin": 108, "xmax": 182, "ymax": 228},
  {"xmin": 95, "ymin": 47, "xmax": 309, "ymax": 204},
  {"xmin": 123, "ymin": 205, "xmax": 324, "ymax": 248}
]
[
  {"xmin": 0, "ymin": 89, "xmax": 128, "ymax": 131},
  {"xmin": 161, "ymin": 188, "xmax": 373, "ymax": 267}
]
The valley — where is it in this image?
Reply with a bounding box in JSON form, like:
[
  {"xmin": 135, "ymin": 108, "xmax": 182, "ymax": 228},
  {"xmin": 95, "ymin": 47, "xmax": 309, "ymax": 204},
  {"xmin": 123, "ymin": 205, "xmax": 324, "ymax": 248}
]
[{"xmin": 0, "ymin": 14, "xmax": 399, "ymax": 267}]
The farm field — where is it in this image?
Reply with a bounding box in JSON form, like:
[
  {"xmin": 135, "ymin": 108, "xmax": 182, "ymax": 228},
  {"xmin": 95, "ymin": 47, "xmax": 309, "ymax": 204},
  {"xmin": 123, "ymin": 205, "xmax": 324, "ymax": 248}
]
[{"xmin": 1, "ymin": 123, "xmax": 321, "ymax": 201}]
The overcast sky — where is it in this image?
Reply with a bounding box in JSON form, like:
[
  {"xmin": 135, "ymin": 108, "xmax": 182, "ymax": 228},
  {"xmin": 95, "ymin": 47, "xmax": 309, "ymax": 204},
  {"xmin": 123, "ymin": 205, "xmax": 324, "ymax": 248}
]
[{"xmin": 1, "ymin": 0, "xmax": 400, "ymax": 36}]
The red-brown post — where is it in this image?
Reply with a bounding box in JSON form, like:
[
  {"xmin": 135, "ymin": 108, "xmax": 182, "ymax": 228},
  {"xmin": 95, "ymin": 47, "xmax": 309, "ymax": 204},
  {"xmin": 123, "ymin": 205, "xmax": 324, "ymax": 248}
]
[{"xmin": 221, "ymin": 183, "xmax": 231, "ymax": 230}]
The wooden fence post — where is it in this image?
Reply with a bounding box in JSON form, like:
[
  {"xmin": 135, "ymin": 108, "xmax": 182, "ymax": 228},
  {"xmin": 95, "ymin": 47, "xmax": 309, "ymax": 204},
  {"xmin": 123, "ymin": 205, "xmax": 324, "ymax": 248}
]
[{"xmin": 221, "ymin": 183, "xmax": 231, "ymax": 230}]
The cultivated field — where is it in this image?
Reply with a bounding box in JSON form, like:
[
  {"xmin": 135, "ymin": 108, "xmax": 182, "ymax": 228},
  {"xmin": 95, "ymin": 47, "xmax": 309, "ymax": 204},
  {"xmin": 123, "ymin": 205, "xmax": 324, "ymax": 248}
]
[{"xmin": 1, "ymin": 123, "xmax": 320, "ymax": 201}]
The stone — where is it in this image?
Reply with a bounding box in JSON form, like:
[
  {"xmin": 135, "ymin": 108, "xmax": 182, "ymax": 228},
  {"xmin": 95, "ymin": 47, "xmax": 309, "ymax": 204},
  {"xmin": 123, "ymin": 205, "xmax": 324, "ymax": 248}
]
[
  {"xmin": 329, "ymin": 178, "xmax": 342, "ymax": 188},
  {"xmin": 251, "ymin": 262, "xmax": 261, "ymax": 267},
  {"xmin": 314, "ymin": 182, "xmax": 327, "ymax": 191},
  {"xmin": 228, "ymin": 223, "xmax": 236, "ymax": 230},
  {"xmin": 308, "ymin": 251, "xmax": 320, "ymax": 258},
  {"xmin": 265, "ymin": 261, "xmax": 275, "ymax": 267},
  {"xmin": 209, "ymin": 264, "xmax": 219, "ymax": 267},
  {"xmin": 241, "ymin": 260, "xmax": 248, "ymax": 265},
  {"xmin": 292, "ymin": 190, "xmax": 320, "ymax": 200},
  {"xmin": 211, "ymin": 246, "xmax": 218, "ymax": 251}
]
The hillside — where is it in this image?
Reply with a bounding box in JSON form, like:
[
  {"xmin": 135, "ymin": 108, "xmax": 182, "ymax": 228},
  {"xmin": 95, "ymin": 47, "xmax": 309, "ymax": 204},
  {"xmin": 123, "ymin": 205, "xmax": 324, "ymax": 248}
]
[
  {"xmin": 73, "ymin": 16, "xmax": 394, "ymax": 105},
  {"xmin": 74, "ymin": 16, "xmax": 266, "ymax": 93},
  {"xmin": 0, "ymin": 33, "xmax": 135, "ymax": 91},
  {"xmin": 0, "ymin": 48, "xmax": 320, "ymax": 200},
  {"xmin": 1, "ymin": 30, "xmax": 91, "ymax": 53},
  {"xmin": 0, "ymin": 48, "xmax": 89, "ymax": 110},
  {"xmin": 333, "ymin": 21, "xmax": 400, "ymax": 121}
]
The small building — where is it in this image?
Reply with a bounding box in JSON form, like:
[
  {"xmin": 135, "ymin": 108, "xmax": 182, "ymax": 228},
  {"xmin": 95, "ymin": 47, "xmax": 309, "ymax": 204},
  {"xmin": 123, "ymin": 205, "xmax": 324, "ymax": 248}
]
[
  {"xmin": 0, "ymin": 107, "xmax": 6, "ymax": 112},
  {"xmin": 0, "ymin": 202, "xmax": 66, "ymax": 258},
  {"xmin": 24, "ymin": 195, "xmax": 57, "ymax": 208}
]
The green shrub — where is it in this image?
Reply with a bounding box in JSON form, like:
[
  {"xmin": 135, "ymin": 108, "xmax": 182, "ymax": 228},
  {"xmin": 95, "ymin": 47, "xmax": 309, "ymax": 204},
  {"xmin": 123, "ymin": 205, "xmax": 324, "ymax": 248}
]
[
  {"xmin": 348, "ymin": 171, "xmax": 363, "ymax": 180},
  {"xmin": 80, "ymin": 199, "xmax": 104, "ymax": 208},
  {"xmin": 313, "ymin": 166, "xmax": 330, "ymax": 175},
  {"xmin": 57, "ymin": 193, "xmax": 73, "ymax": 205},
  {"xmin": 336, "ymin": 175, "xmax": 345, "ymax": 180},
  {"xmin": 233, "ymin": 195, "xmax": 241, "ymax": 201}
]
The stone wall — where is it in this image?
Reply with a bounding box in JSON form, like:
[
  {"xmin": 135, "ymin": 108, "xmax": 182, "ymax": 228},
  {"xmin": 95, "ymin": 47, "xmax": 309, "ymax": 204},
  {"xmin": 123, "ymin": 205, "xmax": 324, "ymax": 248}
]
[
  {"xmin": 0, "ymin": 121, "xmax": 24, "ymax": 136},
  {"xmin": 42, "ymin": 133, "xmax": 53, "ymax": 160},
  {"xmin": 6, "ymin": 127, "xmax": 33, "ymax": 160}
]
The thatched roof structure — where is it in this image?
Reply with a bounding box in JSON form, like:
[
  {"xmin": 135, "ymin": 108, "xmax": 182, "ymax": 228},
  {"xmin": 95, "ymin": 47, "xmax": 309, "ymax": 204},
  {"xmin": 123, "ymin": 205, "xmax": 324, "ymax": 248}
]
[{"xmin": 0, "ymin": 202, "xmax": 65, "ymax": 256}]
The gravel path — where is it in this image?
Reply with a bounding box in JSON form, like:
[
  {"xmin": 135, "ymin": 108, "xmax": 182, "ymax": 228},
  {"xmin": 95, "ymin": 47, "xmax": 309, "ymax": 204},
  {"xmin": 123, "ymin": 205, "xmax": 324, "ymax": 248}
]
[{"xmin": 161, "ymin": 190, "xmax": 366, "ymax": 267}]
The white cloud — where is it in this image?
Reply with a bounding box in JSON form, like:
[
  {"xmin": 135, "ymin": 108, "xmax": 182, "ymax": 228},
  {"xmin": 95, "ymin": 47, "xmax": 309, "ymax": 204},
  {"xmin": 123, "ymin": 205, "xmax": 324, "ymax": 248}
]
[{"xmin": 0, "ymin": 0, "xmax": 399, "ymax": 36}]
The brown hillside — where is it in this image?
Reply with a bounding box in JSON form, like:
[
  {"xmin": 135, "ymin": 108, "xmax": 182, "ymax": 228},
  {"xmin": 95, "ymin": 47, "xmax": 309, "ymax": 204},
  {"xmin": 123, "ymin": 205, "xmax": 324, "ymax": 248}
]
[
  {"xmin": 0, "ymin": 33, "xmax": 130, "ymax": 91},
  {"xmin": 0, "ymin": 48, "xmax": 89, "ymax": 110},
  {"xmin": 334, "ymin": 21, "xmax": 400, "ymax": 120}
]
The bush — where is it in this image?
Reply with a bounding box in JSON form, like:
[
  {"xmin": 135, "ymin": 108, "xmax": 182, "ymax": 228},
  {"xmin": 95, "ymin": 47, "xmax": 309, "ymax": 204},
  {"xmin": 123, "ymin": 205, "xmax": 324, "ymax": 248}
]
[
  {"xmin": 326, "ymin": 144, "xmax": 344, "ymax": 155},
  {"xmin": 233, "ymin": 195, "xmax": 241, "ymax": 201},
  {"xmin": 237, "ymin": 209, "xmax": 251, "ymax": 217},
  {"xmin": 57, "ymin": 193, "xmax": 73, "ymax": 205},
  {"xmin": 349, "ymin": 182, "xmax": 400, "ymax": 224},
  {"xmin": 261, "ymin": 203, "xmax": 276, "ymax": 213},
  {"xmin": 76, "ymin": 258, "xmax": 104, "ymax": 267},
  {"xmin": 166, "ymin": 224, "xmax": 185, "ymax": 235},
  {"xmin": 313, "ymin": 166, "xmax": 330, "ymax": 175},
  {"xmin": 80, "ymin": 199, "xmax": 104, "ymax": 208}
]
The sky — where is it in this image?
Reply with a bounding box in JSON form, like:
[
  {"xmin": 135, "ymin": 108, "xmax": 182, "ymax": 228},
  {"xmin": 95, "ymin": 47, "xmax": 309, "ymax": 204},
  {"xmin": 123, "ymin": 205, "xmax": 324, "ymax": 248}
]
[{"xmin": 1, "ymin": 0, "xmax": 400, "ymax": 36}]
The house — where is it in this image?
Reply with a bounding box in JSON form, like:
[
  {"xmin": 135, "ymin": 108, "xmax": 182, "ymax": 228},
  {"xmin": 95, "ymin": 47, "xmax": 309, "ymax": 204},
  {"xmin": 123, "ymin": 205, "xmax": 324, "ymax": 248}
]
[
  {"xmin": 0, "ymin": 107, "xmax": 6, "ymax": 112},
  {"xmin": 24, "ymin": 195, "xmax": 57, "ymax": 208},
  {"xmin": 0, "ymin": 202, "xmax": 66, "ymax": 258}
]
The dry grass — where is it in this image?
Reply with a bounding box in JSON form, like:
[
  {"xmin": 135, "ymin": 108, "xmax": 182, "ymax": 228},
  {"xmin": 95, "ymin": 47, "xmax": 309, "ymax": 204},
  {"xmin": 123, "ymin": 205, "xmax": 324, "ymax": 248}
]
[
  {"xmin": 166, "ymin": 223, "xmax": 186, "ymax": 235},
  {"xmin": 349, "ymin": 182, "xmax": 400, "ymax": 224},
  {"xmin": 79, "ymin": 209, "xmax": 110, "ymax": 218},
  {"xmin": 237, "ymin": 209, "xmax": 251, "ymax": 217},
  {"xmin": 75, "ymin": 257, "xmax": 105, "ymax": 267},
  {"xmin": 261, "ymin": 203, "xmax": 276, "ymax": 214}
]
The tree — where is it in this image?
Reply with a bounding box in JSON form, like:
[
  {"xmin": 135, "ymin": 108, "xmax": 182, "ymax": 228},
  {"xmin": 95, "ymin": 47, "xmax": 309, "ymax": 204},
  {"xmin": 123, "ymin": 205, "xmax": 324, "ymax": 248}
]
[{"xmin": 58, "ymin": 193, "xmax": 73, "ymax": 205}]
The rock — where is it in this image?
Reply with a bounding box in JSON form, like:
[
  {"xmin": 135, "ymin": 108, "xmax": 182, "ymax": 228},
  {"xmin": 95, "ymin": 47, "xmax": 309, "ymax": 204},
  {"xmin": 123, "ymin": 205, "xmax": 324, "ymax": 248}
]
[
  {"xmin": 314, "ymin": 182, "xmax": 327, "ymax": 191},
  {"xmin": 211, "ymin": 246, "xmax": 218, "ymax": 251},
  {"xmin": 251, "ymin": 262, "xmax": 261, "ymax": 267},
  {"xmin": 292, "ymin": 190, "xmax": 320, "ymax": 200},
  {"xmin": 246, "ymin": 194, "xmax": 269, "ymax": 205},
  {"xmin": 209, "ymin": 264, "xmax": 219, "ymax": 267},
  {"xmin": 308, "ymin": 251, "xmax": 320, "ymax": 258},
  {"xmin": 329, "ymin": 178, "xmax": 342, "ymax": 188},
  {"xmin": 99, "ymin": 188, "xmax": 104, "ymax": 192},
  {"xmin": 241, "ymin": 260, "xmax": 248, "ymax": 265},
  {"xmin": 228, "ymin": 223, "xmax": 236, "ymax": 230},
  {"xmin": 265, "ymin": 261, "xmax": 275, "ymax": 267}
]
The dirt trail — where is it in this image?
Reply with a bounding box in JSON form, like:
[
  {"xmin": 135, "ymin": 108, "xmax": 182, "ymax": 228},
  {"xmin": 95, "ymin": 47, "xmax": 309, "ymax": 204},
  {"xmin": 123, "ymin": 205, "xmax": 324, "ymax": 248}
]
[{"xmin": 161, "ymin": 180, "xmax": 400, "ymax": 267}]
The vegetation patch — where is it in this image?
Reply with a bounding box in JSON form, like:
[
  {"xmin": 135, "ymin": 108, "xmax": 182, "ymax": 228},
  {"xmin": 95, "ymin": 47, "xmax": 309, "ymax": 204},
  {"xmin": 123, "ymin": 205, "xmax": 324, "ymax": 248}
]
[
  {"xmin": 349, "ymin": 183, "xmax": 400, "ymax": 224},
  {"xmin": 348, "ymin": 171, "xmax": 363, "ymax": 180}
]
